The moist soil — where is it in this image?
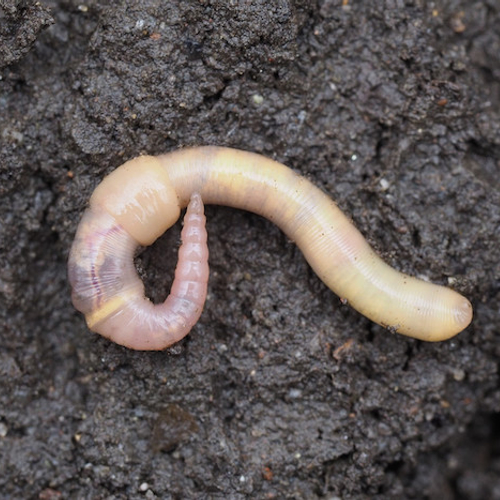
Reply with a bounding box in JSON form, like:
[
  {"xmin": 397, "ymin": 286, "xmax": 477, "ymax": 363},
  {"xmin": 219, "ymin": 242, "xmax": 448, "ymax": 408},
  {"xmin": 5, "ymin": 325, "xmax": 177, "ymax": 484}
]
[{"xmin": 1, "ymin": 1, "xmax": 500, "ymax": 499}]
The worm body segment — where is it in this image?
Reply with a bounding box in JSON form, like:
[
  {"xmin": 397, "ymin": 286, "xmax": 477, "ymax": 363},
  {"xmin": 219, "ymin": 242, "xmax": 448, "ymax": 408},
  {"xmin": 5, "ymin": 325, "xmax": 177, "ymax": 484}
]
[
  {"xmin": 68, "ymin": 146, "xmax": 472, "ymax": 350},
  {"xmin": 68, "ymin": 190, "xmax": 208, "ymax": 350}
]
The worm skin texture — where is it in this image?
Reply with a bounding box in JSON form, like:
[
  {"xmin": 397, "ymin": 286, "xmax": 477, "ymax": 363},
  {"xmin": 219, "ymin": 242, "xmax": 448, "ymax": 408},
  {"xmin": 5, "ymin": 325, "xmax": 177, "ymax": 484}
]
[{"xmin": 68, "ymin": 146, "xmax": 472, "ymax": 350}]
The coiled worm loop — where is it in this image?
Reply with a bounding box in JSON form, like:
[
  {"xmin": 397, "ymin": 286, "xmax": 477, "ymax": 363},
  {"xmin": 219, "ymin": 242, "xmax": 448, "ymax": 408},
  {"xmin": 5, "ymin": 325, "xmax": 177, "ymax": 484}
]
[{"xmin": 68, "ymin": 146, "xmax": 473, "ymax": 350}]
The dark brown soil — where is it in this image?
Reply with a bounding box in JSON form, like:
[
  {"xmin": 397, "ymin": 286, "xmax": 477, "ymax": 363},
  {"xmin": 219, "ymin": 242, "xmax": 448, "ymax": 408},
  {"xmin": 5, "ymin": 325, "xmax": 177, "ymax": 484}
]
[{"xmin": 1, "ymin": 1, "xmax": 499, "ymax": 498}]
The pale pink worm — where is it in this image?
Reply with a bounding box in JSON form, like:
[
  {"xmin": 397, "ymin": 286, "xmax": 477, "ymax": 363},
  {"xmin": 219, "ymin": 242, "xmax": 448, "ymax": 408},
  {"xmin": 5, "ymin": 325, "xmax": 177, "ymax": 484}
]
[{"xmin": 68, "ymin": 146, "xmax": 473, "ymax": 350}]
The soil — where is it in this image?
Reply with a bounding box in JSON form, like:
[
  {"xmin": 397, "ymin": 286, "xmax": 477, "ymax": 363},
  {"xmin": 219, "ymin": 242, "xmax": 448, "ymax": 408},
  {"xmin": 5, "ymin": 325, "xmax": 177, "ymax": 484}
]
[{"xmin": 1, "ymin": 0, "xmax": 499, "ymax": 499}]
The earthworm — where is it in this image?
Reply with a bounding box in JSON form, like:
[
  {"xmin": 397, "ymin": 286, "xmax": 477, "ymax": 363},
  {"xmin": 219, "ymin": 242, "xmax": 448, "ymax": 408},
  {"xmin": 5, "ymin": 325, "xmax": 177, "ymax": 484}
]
[{"xmin": 68, "ymin": 146, "xmax": 473, "ymax": 350}]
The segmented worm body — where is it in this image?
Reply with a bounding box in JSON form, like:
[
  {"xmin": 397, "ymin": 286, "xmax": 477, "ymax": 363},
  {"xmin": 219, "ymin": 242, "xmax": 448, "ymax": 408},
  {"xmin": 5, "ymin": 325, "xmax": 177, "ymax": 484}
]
[{"xmin": 68, "ymin": 146, "xmax": 472, "ymax": 350}]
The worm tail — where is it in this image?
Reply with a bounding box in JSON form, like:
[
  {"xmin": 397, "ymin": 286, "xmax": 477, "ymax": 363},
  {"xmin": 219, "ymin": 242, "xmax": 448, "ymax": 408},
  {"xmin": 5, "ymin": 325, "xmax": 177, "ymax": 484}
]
[{"xmin": 69, "ymin": 193, "xmax": 209, "ymax": 350}]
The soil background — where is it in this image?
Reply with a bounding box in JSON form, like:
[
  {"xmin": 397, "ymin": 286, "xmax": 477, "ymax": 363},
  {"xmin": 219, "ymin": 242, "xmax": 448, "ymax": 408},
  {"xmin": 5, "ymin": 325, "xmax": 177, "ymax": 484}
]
[{"xmin": 1, "ymin": 0, "xmax": 500, "ymax": 499}]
